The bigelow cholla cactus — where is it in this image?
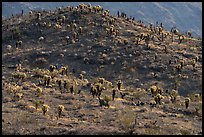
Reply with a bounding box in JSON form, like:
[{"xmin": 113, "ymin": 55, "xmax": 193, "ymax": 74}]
[
  {"xmin": 185, "ymin": 97, "xmax": 190, "ymax": 109},
  {"xmin": 178, "ymin": 35, "xmax": 184, "ymax": 44},
  {"xmin": 58, "ymin": 105, "xmax": 65, "ymax": 118},
  {"xmin": 149, "ymin": 85, "xmax": 158, "ymax": 96},
  {"xmin": 12, "ymin": 72, "xmax": 27, "ymax": 81},
  {"xmin": 154, "ymin": 94, "xmax": 164, "ymax": 105},
  {"xmin": 90, "ymin": 85, "xmax": 97, "ymax": 98},
  {"xmin": 43, "ymin": 75, "xmax": 51, "ymax": 86},
  {"xmin": 42, "ymin": 104, "xmax": 49, "ymax": 115},
  {"xmin": 171, "ymin": 27, "xmax": 179, "ymax": 42},
  {"xmin": 49, "ymin": 65, "xmax": 56, "ymax": 72},
  {"xmin": 117, "ymin": 80, "xmax": 122, "ymax": 90},
  {"xmin": 98, "ymin": 95, "xmax": 111, "ymax": 107},
  {"xmin": 170, "ymin": 89, "xmax": 178, "ymax": 103},
  {"xmin": 192, "ymin": 59, "xmax": 196, "ymax": 70},
  {"xmin": 36, "ymin": 87, "xmax": 43, "ymax": 96}
]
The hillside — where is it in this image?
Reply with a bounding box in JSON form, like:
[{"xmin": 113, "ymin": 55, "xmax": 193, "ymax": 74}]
[
  {"xmin": 2, "ymin": 3, "xmax": 202, "ymax": 135},
  {"xmin": 2, "ymin": 2, "xmax": 202, "ymax": 37}
]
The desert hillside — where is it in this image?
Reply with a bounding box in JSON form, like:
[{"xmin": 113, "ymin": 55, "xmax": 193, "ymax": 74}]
[
  {"xmin": 2, "ymin": 2, "xmax": 202, "ymax": 37},
  {"xmin": 2, "ymin": 3, "xmax": 202, "ymax": 135}
]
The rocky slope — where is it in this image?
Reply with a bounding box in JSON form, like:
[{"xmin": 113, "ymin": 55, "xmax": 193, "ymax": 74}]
[{"xmin": 2, "ymin": 3, "xmax": 202, "ymax": 135}]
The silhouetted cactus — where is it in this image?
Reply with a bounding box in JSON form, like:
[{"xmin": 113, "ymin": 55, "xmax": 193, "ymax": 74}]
[
  {"xmin": 117, "ymin": 80, "xmax": 122, "ymax": 90},
  {"xmin": 36, "ymin": 13, "xmax": 41, "ymax": 20},
  {"xmin": 171, "ymin": 27, "xmax": 179, "ymax": 42},
  {"xmin": 195, "ymin": 56, "xmax": 199, "ymax": 62},
  {"xmin": 185, "ymin": 97, "xmax": 190, "ymax": 109},
  {"xmin": 112, "ymin": 89, "xmax": 117, "ymax": 101},
  {"xmin": 95, "ymin": 83, "xmax": 103, "ymax": 97},
  {"xmin": 90, "ymin": 85, "xmax": 97, "ymax": 98},
  {"xmin": 70, "ymin": 85, "xmax": 74, "ymax": 94},
  {"xmin": 180, "ymin": 60, "xmax": 184, "ymax": 69},
  {"xmin": 186, "ymin": 31, "xmax": 192, "ymax": 37}
]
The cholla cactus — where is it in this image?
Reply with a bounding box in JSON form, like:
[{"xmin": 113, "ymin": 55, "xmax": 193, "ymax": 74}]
[
  {"xmin": 16, "ymin": 40, "xmax": 22, "ymax": 48},
  {"xmin": 158, "ymin": 27, "xmax": 163, "ymax": 35},
  {"xmin": 123, "ymin": 39, "xmax": 128, "ymax": 45},
  {"xmin": 171, "ymin": 27, "xmax": 179, "ymax": 42},
  {"xmin": 61, "ymin": 15, "xmax": 66, "ymax": 23},
  {"xmin": 49, "ymin": 65, "xmax": 56, "ymax": 72},
  {"xmin": 15, "ymin": 93, "xmax": 23, "ymax": 100},
  {"xmin": 179, "ymin": 60, "xmax": 184, "ymax": 69},
  {"xmin": 103, "ymin": 95, "xmax": 111, "ymax": 107},
  {"xmin": 145, "ymin": 35, "xmax": 150, "ymax": 49},
  {"xmin": 154, "ymin": 94, "xmax": 164, "ymax": 105},
  {"xmin": 42, "ymin": 104, "xmax": 49, "ymax": 115},
  {"xmin": 36, "ymin": 87, "xmax": 43, "ymax": 96},
  {"xmin": 36, "ymin": 13, "xmax": 41, "ymax": 20},
  {"xmin": 117, "ymin": 80, "xmax": 122, "ymax": 90},
  {"xmin": 194, "ymin": 94, "xmax": 200, "ymax": 102},
  {"xmin": 150, "ymin": 85, "xmax": 157, "ymax": 96},
  {"xmin": 170, "ymin": 89, "xmax": 178, "ymax": 103},
  {"xmin": 135, "ymin": 37, "xmax": 140, "ymax": 45},
  {"xmin": 73, "ymin": 32, "xmax": 77, "ymax": 39},
  {"xmin": 90, "ymin": 85, "xmax": 97, "ymax": 98},
  {"xmin": 98, "ymin": 77, "xmax": 105, "ymax": 84},
  {"xmin": 43, "ymin": 75, "xmax": 51, "ymax": 86},
  {"xmin": 95, "ymin": 83, "xmax": 103, "ymax": 97},
  {"xmin": 185, "ymin": 97, "xmax": 190, "ymax": 109},
  {"xmin": 63, "ymin": 80, "xmax": 68, "ymax": 89},
  {"xmin": 70, "ymin": 84, "xmax": 75, "ymax": 94},
  {"xmin": 56, "ymin": 79, "xmax": 62, "ymax": 90},
  {"xmin": 12, "ymin": 72, "xmax": 27, "ymax": 81},
  {"xmin": 112, "ymin": 89, "xmax": 117, "ymax": 101},
  {"xmin": 98, "ymin": 96, "xmax": 110, "ymax": 107},
  {"xmin": 192, "ymin": 59, "xmax": 196, "ymax": 70},
  {"xmin": 59, "ymin": 66, "xmax": 68, "ymax": 75},
  {"xmin": 16, "ymin": 63, "xmax": 22, "ymax": 71},
  {"xmin": 79, "ymin": 26, "xmax": 83, "ymax": 34},
  {"xmin": 195, "ymin": 56, "xmax": 199, "ymax": 62},
  {"xmin": 58, "ymin": 105, "xmax": 65, "ymax": 118},
  {"xmin": 178, "ymin": 35, "xmax": 184, "ymax": 44},
  {"xmin": 79, "ymin": 74, "xmax": 84, "ymax": 80},
  {"xmin": 157, "ymin": 87, "xmax": 163, "ymax": 95},
  {"xmin": 186, "ymin": 31, "xmax": 192, "ymax": 37},
  {"xmin": 175, "ymin": 64, "xmax": 182, "ymax": 73}
]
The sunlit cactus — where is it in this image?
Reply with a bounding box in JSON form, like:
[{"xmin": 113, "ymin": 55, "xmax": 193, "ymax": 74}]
[
  {"xmin": 42, "ymin": 104, "xmax": 49, "ymax": 115},
  {"xmin": 36, "ymin": 87, "xmax": 43, "ymax": 96},
  {"xmin": 58, "ymin": 105, "xmax": 65, "ymax": 118},
  {"xmin": 178, "ymin": 35, "xmax": 184, "ymax": 44}
]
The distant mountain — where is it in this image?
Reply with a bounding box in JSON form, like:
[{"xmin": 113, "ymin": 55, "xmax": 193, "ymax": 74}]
[{"xmin": 2, "ymin": 2, "xmax": 202, "ymax": 37}]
